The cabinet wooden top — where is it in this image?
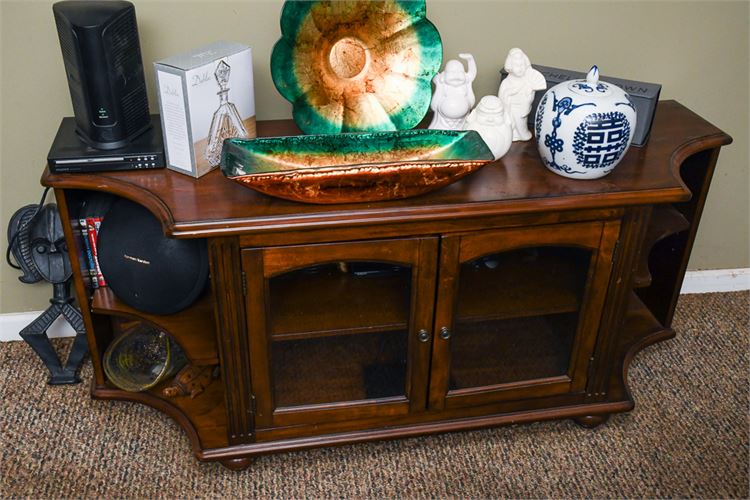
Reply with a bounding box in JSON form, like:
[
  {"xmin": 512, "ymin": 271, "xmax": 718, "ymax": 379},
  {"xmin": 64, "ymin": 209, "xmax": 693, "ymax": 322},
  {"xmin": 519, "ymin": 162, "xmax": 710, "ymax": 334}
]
[{"xmin": 42, "ymin": 101, "xmax": 731, "ymax": 238}]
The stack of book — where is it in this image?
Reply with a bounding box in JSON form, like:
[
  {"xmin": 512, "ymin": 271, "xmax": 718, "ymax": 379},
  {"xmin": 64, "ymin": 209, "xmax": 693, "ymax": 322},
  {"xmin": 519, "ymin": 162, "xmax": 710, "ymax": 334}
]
[{"xmin": 75, "ymin": 216, "xmax": 106, "ymax": 289}]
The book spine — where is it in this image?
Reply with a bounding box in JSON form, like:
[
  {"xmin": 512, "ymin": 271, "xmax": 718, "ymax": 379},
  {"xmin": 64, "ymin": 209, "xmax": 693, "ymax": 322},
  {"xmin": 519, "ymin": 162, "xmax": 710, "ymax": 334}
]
[
  {"xmin": 93, "ymin": 217, "xmax": 107, "ymax": 287},
  {"xmin": 79, "ymin": 218, "xmax": 98, "ymax": 289},
  {"xmin": 86, "ymin": 217, "xmax": 106, "ymax": 287},
  {"xmin": 71, "ymin": 219, "xmax": 91, "ymax": 288}
]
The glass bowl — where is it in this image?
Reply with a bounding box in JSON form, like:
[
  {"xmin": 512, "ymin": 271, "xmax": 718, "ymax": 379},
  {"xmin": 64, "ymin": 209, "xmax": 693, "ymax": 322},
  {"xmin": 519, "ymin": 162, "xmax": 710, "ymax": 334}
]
[{"xmin": 103, "ymin": 324, "xmax": 187, "ymax": 392}]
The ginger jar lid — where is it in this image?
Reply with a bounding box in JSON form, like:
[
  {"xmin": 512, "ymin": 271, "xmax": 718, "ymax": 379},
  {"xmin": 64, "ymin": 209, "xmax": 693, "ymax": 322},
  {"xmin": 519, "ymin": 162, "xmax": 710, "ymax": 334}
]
[{"xmin": 566, "ymin": 66, "xmax": 619, "ymax": 97}]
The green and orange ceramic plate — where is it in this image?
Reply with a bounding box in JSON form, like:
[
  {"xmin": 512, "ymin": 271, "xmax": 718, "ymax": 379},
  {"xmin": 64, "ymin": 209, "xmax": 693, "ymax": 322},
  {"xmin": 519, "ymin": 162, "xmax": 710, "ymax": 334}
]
[
  {"xmin": 221, "ymin": 130, "xmax": 494, "ymax": 204},
  {"xmin": 271, "ymin": 0, "xmax": 443, "ymax": 134}
]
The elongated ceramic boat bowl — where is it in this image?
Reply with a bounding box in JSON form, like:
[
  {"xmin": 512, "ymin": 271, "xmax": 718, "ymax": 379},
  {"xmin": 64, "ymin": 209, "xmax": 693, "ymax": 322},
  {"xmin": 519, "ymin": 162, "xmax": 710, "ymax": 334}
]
[{"xmin": 221, "ymin": 130, "xmax": 493, "ymax": 204}]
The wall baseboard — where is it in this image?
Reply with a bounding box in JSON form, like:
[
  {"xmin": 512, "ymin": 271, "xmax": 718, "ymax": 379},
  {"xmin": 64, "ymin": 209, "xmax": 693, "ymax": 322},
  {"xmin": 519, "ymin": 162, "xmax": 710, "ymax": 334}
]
[
  {"xmin": 1, "ymin": 312, "xmax": 79, "ymax": 342},
  {"xmin": 1, "ymin": 268, "xmax": 748, "ymax": 342},
  {"xmin": 680, "ymin": 267, "xmax": 750, "ymax": 294}
]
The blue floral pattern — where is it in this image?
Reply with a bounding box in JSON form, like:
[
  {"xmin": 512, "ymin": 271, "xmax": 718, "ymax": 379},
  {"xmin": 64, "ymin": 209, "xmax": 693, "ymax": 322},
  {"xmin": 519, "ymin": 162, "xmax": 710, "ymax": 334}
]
[
  {"xmin": 571, "ymin": 82, "xmax": 609, "ymax": 94},
  {"xmin": 535, "ymin": 94, "xmax": 548, "ymax": 139},
  {"xmin": 542, "ymin": 92, "xmax": 595, "ymax": 174},
  {"xmin": 615, "ymin": 93, "xmax": 636, "ymax": 111}
]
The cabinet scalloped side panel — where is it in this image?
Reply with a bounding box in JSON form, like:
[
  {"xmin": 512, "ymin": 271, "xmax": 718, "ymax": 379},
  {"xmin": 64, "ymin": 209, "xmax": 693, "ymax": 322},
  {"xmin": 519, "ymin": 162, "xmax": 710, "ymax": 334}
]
[{"xmin": 636, "ymin": 147, "xmax": 724, "ymax": 327}]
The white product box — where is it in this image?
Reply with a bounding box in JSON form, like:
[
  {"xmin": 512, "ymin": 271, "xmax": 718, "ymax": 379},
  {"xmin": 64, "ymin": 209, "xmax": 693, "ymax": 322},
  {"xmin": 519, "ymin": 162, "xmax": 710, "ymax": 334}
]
[{"xmin": 154, "ymin": 41, "xmax": 256, "ymax": 178}]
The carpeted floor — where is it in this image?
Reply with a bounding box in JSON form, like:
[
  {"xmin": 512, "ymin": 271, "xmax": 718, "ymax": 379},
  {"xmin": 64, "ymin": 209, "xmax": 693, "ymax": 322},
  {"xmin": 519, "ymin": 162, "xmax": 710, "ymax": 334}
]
[{"xmin": 1, "ymin": 292, "xmax": 748, "ymax": 498}]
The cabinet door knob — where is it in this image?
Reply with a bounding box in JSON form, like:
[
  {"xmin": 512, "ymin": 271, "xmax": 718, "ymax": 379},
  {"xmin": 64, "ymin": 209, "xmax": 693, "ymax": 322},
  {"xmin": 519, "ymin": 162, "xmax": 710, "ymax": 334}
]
[
  {"xmin": 439, "ymin": 326, "xmax": 451, "ymax": 340},
  {"xmin": 417, "ymin": 329, "xmax": 430, "ymax": 342}
]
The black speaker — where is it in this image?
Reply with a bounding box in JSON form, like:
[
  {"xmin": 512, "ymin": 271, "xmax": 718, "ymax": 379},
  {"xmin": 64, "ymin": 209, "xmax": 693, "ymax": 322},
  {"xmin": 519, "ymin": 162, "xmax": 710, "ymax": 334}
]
[
  {"xmin": 97, "ymin": 198, "xmax": 208, "ymax": 315},
  {"xmin": 53, "ymin": 1, "xmax": 151, "ymax": 150}
]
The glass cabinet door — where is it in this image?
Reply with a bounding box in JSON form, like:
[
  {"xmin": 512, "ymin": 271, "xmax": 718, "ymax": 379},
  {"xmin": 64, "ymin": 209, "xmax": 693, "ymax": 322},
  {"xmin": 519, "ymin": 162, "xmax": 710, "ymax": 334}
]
[
  {"xmin": 428, "ymin": 221, "xmax": 620, "ymax": 410},
  {"xmin": 242, "ymin": 238, "xmax": 437, "ymax": 428}
]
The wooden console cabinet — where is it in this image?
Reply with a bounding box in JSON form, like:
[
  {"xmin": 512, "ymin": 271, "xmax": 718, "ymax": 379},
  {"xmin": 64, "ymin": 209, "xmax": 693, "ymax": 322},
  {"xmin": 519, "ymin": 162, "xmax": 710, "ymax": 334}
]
[{"xmin": 42, "ymin": 101, "xmax": 731, "ymax": 470}]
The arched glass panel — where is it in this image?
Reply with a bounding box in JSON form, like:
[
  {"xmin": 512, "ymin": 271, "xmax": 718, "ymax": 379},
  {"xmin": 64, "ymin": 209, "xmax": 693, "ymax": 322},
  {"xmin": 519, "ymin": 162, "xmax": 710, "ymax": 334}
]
[
  {"xmin": 268, "ymin": 262, "xmax": 411, "ymax": 407},
  {"xmin": 449, "ymin": 246, "xmax": 591, "ymax": 389}
]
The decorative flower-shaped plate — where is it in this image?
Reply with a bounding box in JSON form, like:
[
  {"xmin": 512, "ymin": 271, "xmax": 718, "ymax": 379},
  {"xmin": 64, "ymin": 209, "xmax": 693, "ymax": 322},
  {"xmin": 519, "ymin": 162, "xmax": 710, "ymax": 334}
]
[
  {"xmin": 271, "ymin": 0, "xmax": 443, "ymax": 134},
  {"xmin": 221, "ymin": 130, "xmax": 494, "ymax": 204}
]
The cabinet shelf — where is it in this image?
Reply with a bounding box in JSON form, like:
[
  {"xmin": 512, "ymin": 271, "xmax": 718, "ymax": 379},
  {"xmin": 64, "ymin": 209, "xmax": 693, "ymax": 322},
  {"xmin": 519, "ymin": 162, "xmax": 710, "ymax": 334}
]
[
  {"xmin": 91, "ymin": 287, "xmax": 218, "ymax": 365},
  {"xmin": 450, "ymin": 314, "xmax": 577, "ymax": 390},
  {"xmin": 272, "ymin": 329, "xmax": 409, "ymax": 408},
  {"xmin": 633, "ymin": 205, "xmax": 690, "ymax": 288},
  {"xmin": 269, "ymin": 270, "xmax": 411, "ymax": 341},
  {"xmin": 619, "ymin": 292, "xmax": 667, "ymax": 349},
  {"xmin": 96, "ymin": 375, "xmax": 228, "ymax": 450},
  {"xmin": 456, "ymin": 251, "xmax": 584, "ymax": 324}
]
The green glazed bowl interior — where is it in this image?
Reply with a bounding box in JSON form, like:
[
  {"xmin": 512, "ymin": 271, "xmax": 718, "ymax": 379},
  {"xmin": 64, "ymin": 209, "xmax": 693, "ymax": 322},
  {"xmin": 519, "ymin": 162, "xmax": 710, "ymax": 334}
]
[{"xmin": 271, "ymin": 0, "xmax": 443, "ymax": 134}]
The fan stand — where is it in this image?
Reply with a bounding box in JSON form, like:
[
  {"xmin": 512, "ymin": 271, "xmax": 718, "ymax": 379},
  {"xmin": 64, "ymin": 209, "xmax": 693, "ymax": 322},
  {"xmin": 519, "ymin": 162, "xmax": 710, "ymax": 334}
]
[{"xmin": 19, "ymin": 280, "xmax": 88, "ymax": 384}]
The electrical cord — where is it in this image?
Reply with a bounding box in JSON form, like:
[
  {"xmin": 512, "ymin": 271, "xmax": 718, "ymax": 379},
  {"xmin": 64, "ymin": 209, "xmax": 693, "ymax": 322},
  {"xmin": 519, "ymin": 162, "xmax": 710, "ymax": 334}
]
[{"xmin": 5, "ymin": 186, "xmax": 52, "ymax": 270}]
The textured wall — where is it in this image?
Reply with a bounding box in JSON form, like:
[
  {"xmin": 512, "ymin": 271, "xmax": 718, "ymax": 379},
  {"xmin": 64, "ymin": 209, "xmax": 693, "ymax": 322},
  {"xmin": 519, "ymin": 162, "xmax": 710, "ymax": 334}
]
[{"xmin": 1, "ymin": 0, "xmax": 748, "ymax": 313}]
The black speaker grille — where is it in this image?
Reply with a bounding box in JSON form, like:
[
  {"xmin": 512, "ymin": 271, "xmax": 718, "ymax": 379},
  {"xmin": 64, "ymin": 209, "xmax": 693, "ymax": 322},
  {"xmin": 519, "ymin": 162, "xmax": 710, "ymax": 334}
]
[
  {"xmin": 55, "ymin": 12, "xmax": 76, "ymax": 65},
  {"xmin": 102, "ymin": 7, "xmax": 149, "ymax": 135},
  {"xmin": 103, "ymin": 9, "xmax": 141, "ymax": 78},
  {"xmin": 121, "ymin": 84, "xmax": 150, "ymax": 135},
  {"xmin": 54, "ymin": 11, "xmax": 87, "ymax": 120},
  {"xmin": 68, "ymin": 85, "xmax": 87, "ymax": 120}
]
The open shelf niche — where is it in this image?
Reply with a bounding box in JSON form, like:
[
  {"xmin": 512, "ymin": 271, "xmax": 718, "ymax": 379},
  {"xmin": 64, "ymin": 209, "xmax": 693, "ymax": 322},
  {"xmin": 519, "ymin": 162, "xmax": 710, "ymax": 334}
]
[{"xmin": 91, "ymin": 287, "xmax": 218, "ymax": 366}]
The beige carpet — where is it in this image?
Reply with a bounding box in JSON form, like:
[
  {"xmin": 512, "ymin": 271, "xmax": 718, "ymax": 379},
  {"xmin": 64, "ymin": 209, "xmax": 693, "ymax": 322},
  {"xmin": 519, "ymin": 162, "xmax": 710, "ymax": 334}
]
[{"xmin": 1, "ymin": 292, "xmax": 748, "ymax": 498}]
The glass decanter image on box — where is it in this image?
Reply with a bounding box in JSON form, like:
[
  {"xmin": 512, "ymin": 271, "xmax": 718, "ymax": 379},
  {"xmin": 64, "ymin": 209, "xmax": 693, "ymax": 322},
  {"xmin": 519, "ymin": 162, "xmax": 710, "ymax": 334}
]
[{"xmin": 205, "ymin": 60, "xmax": 248, "ymax": 166}]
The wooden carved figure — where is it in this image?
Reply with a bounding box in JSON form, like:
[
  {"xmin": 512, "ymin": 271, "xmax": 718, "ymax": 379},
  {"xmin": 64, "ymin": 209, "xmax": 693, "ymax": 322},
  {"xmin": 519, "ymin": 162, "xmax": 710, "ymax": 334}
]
[{"xmin": 163, "ymin": 364, "xmax": 218, "ymax": 398}]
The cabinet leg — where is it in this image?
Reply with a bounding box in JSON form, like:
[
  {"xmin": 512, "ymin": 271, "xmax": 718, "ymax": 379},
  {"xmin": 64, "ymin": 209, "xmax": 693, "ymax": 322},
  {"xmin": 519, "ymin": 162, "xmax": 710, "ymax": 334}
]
[
  {"xmin": 220, "ymin": 457, "xmax": 252, "ymax": 471},
  {"xmin": 573, "ymin": 414, "xmax": 610, "ymax": 429}
]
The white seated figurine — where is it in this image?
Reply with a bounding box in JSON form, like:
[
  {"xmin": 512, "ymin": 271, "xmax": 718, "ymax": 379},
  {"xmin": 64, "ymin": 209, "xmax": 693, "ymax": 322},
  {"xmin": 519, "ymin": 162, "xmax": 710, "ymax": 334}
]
[
  {"xmin": 463, "ymin": 95, "xmax": 513, "ymax": 160},
  {"xmin": 498, "ymin": 48, "xmax": 546, "ymax": 141},
  {"xmin": 429, "ymin": 53, "xmax": 477, "ymax": 130}
]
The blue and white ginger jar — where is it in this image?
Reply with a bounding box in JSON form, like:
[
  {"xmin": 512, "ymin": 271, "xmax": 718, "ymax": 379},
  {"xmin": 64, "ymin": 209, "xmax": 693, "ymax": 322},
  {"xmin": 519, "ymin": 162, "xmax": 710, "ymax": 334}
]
[{"xmin": 534, "ymin": 66, "xmax": 637, "ymax": 180}]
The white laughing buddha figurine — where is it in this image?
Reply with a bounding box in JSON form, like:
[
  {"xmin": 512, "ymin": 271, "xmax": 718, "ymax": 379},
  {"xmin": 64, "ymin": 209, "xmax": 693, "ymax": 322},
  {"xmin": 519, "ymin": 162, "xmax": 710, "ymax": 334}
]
[
  {"xmin": 429, "ymin": 53, "xmax": 477, "ymax": 130},
  {"xmin": 463, "ymin": 95, "xmax": 513, "ymax": 160},
  {"xmin": 498, "ymin": 48, "xmax": 546, "ymax": 141}
]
